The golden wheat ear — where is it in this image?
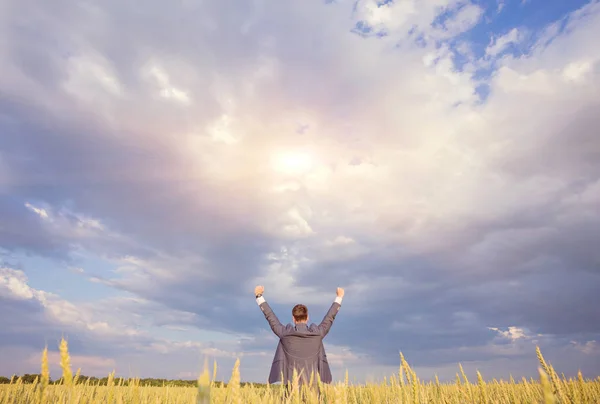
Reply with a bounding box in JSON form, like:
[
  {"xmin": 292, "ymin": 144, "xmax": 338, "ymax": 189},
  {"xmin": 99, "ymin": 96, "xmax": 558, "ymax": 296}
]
[{"xmin": 197, "ymin": 357, "xmax": 211, "ymax": 404}]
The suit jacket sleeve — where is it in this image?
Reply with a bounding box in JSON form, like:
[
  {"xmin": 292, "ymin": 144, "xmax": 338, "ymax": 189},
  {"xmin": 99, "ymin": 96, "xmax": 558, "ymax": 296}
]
[
  {"xmin": 258, "ymin": 301, "xmax": 286, "ymax": 338},
  {"xmin": 317, "ymin": 302, "xmax": 341, "ymax": 337}
]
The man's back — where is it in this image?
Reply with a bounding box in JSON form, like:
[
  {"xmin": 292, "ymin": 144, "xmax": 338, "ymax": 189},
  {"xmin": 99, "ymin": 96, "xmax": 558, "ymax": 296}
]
[
  {"xmin": 278, "ymin": 323, "xmax": 326, "ymax": 384},
  {"xmin": 254, "ymin": 286, "xmax": 344, "ymax": 385}
]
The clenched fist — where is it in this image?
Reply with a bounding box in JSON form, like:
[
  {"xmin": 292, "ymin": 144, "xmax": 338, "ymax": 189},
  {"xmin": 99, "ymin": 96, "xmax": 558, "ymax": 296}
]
[
  {"xmin": 255, "ymin": 285, "xmax": 264, "ymax": 296},
  {"xmin": 336, "ymin": 287, "xmax": 344, "ymax": 298}
]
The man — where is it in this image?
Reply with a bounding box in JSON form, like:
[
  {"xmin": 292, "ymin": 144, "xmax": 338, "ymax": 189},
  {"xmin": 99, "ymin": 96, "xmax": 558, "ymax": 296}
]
[{"xmin": 254, "ymin": 285, "xmax": 344, "ymax": 388}]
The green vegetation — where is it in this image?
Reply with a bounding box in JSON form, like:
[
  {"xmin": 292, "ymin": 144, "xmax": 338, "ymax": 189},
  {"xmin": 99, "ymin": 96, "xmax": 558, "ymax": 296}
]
[{"xmin": 1, "ymin": 339, "xmax": 598, "ymax": 403}]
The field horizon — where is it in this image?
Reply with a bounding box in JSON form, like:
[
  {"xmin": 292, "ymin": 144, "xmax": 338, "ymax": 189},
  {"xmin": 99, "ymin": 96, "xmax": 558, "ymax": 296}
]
[
  {"xmin": 2, "ymin": 350, "xmax": 599, "ymax": 387},
  {"xmin": 2, "ymin": 0, "xmax": 600, "ymax": 401},
  {"xmin": 1, "ymin": 338, "xmax": 598, "ymax": 403}
]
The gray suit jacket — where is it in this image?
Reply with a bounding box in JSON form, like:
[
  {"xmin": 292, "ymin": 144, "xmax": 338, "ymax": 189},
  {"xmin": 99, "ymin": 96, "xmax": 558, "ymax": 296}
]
[{"xmin": 258, "ymin": 300, "xmax": 341, "ymax": 385}]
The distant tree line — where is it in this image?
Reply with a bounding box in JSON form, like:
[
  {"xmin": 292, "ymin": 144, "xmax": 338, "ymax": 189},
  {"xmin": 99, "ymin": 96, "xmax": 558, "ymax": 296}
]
[{"xmin": 0, "ymin": 374, "xmax": 269, "ymax": 388}]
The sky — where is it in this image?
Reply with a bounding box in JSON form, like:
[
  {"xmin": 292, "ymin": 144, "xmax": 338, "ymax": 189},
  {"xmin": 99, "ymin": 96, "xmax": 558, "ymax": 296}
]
[{"xmin": 0, "ymin": 0, "xmax": 599, "ymax": 384}]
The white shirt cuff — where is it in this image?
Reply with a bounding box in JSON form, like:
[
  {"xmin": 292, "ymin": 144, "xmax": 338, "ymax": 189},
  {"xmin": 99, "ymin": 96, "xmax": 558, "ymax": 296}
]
[
  {"xmin": 256, "ymin": 296, "xmax": 266, "ymax": 305},
  {"xmin": 334, "ymin": 296, "xmax": 343, "ymax": 305}
]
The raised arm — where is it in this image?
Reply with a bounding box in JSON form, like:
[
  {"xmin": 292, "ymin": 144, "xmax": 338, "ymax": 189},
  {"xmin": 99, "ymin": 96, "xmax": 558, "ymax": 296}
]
[
  {"xmin": 254, "ymin": 285, "xmax": 286, "ymax": 337},
  {"xmin": 317, "ymin": 287, "xmax": 344, "ymax": 337}
]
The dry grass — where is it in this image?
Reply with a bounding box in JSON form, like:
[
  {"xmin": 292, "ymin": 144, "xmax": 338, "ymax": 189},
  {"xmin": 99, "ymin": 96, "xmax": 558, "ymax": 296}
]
[{"xmin": 1, "ymin": 338, "xmax": 598, "ymax": 403}]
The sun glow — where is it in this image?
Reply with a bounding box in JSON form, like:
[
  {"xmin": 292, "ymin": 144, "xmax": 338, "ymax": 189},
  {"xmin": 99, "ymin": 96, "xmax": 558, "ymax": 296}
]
[{"xmin": 271, "ymin": 151, "xmax": 314, "ymax": 175}]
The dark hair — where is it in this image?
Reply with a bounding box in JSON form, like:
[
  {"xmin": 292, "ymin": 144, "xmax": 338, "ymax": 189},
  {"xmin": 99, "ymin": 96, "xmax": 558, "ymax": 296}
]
[{"xmin": 292, "ymin": 304, "xmax": 308, "ymax": 322}]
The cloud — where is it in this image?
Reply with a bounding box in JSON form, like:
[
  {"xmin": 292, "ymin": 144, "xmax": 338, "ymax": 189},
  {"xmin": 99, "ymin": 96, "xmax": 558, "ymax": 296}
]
[
  {"xmin": 486, "ymin": 28, "xmax": 524, "ymax": 57},
  {"xmin": 0, "ymin": 266, "xmax": 268, "ymax": 379},
  {"xmin": 488, "ymin": 326, "xmax": 530, "ymax": 342},
  {"xmin": 497, "ymin": 0, "xmax": 506, "ymax": 13},
  {"xmin": 0, "ymin": 0, "xmax": 599, "ymax": 383},
  {"xmin": 353, "ymin": 0, "xmax": 483, "ymax": 40},
  {"xmin": 570, "ymin": 340, "xmax": 599, "ymax": 355}
]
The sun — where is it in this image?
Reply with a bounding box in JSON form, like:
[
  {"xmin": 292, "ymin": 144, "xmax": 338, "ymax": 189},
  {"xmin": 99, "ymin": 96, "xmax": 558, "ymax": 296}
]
[{"xmin": 271, "ymin": 151, "xmax": 314, "ymax": 175}]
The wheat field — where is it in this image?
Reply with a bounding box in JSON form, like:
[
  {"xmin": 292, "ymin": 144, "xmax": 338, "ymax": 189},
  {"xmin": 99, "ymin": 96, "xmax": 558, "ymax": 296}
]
[{"xmin": 0, "ymin": 338, "xmax": 598, "ymax": 403}]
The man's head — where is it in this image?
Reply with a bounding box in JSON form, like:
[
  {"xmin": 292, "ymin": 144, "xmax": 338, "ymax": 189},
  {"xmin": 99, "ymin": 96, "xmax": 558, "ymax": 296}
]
[{"xmin": 292, "ymin": 304, "xmax": 309, "ymax": 324}]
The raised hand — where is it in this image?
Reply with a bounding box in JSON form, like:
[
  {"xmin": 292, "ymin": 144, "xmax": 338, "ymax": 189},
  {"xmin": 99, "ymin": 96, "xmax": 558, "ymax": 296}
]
[
  {"xmin": 255, "ymin": 285, "xmax": 264, "ymax": 296},
  {"xmin": 336, "ymin": 287, "xmax": 344, "ymax": 298}
]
